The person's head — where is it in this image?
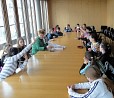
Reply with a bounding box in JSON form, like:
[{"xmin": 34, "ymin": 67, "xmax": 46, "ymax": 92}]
[
  {"xmin": 85, "ymin": 66, "xmax": 102, "ymax": 82},
  {"xmin": 3, "ymin": 43, "xmax": 12, "ymax": 55},
  {"xmin": 56, "ymin": 27, "xmax": 60, "ymax": 32},
  {"xmin": 49, "ymin": 28, "xmax": 54, "ymax": 34},
  {"xmin": 67, "ymin": 24, "xmax": 70, "ymax": 27},
  {"xmin": 3, "ymin": 44, "xmax": 18, "ymax": 57},
  {"xmin": 17, "ymin": 37, "xmax": 25, "ymax": 48},
  {"xmin": 38, "ymin": 29, "xmax": 46, "ymax": 39},
  {"xmin": 55, "ymin": 25, "xmax": 59, "ymax": 28},
  {"xmin": 84, "ymin": 51, "xmax": 93, "ymax": 63},
  {"xmin": 86, "ymin": 27, "xmax": 92, "ymax": 32},
  {"xmin": 100, "ymin": 43, "xmax": 106, "ymax": 53},
  {"xmin": 82, "ymin": 24, "xmax": 86, "ymax": 30},
  {"xmin": 77, "ymin": 24, "xmax": 80, "ymax": 26},
  {"xmin": 89, "ymin": 33, "xmax": 98, "ymax": 43}
]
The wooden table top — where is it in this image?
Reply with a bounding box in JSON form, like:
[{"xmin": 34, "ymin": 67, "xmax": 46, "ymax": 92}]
[{"xmin": 0, "ymin": 32, "xmax": 87, "ymax": 98}]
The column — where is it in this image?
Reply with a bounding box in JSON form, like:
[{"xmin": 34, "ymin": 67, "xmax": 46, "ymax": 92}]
[
  {"xmin": 35, "ymin": 0, "xmax": 42, "ymax": 31},
  {"xmin": 1, "ymin": 0, "xmax": 12, "ymax": 44},
  {"xmin": 21, "ymin": 0, "xmax": 31, "ymax": 45},
  {"xmin": 12, "ymin": 0, "xmax": 21, "ymax": 38}
]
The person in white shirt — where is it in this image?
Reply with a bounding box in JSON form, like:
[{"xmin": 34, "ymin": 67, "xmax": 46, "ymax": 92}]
[{"xmin": 67, "ymin": 66, "xmax": 113, "ymax": 98}]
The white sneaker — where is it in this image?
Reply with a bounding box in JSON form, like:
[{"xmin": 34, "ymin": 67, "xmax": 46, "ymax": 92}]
[{"xmin": 15, "ymin": 68, "xmax": 22, "ymax": 74}]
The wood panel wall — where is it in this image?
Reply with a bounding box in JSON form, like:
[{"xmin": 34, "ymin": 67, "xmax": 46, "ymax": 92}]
[
  {"xmin": 48, "ymin": 0, "xmax": 107, "ymax": 31},
  {"xmin": 107, "ymin": 0, "xmax": 114, "ymax": 28}
]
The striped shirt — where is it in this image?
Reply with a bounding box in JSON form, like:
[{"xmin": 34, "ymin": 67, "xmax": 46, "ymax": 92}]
[
  {"xmin": 68, "ymin": 79, "xmax": 113, "ymax": 98},
  {"xmin": 0, "ymin": 44, "xmax": 32, "ymax": 81}
]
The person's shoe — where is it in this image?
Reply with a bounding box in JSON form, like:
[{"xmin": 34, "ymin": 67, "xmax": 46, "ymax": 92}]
[{"xmin": 15, "ymin": 68, "xmax": 22, "ymax": 74}]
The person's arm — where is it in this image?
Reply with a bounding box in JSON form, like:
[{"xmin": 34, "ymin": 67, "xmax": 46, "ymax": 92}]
[
  {"xmin": 72, "ymin": 82, "xmax": 91, "ymax": 89},
  {"xmin": 47, "ymin": 33, "xmax": 51, "ymax": 40},
  {"xmin": 67, "ymin": 82, "xmax": 91, "ymax": 97},
  {"xmin": 68, "ymin": 81, "xmax": 100, "ymax": 98},
  {"xmin": 10, "ymin": 43, "xmax": 33, "ymax": 62},
  {"xmin": 33, "ymin": 37, "xmax": 48, "ymax": 51},
  {"xmin": 36, "ymin": 38, "xmax": 46, "ymax": 51},
  {"xmin": 64, "ymin": 27, "xmax": 68, "ymax": 32},
  {"xmin": 15, "ymin": 54, "xmax": 29, "ymax": 73},
  {"xmin": 80, "ymin": 27, "xmax": 86, "ymax": 34},
  {"xmin": 80, "ymin": 62, "xmax": 91, "ymax": 75}
]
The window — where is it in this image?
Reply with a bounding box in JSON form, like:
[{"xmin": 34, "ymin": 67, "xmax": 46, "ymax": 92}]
[
  {"xmin": 0, "ymin": 1, "xmax": 6, "ymax": 45},
  {"xmin": 17, "ymin": 0, "xmax": 25, "ymax": 37},
  {"xmin": 6, "ymin": 0, "xmax": 17, "ymax": 40},
  {"xmin": 27, "ymin": 0, "xmax": 34, "ymax": 37}
]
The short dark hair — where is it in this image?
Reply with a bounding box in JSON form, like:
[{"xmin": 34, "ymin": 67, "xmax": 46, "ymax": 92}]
[
  {"xmin": 7, "ymin": 47, "xmax": 18, "ymax": 56},
  {"xmin": 57, "ymin": 27, "xmax": 60, "ymax": 30},
  {"xmin": 86, "ymin": 26, "xmax": 92, "ymax": 32},
  {"xmin": 38, "ymin": 29, "xmax": 45, "ymax": 34},
  {"xmin": 77, "ymin": 24, "xmax": 79, "ymax": 26}
]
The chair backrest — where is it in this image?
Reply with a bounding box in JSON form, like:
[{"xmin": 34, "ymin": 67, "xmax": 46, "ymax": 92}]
[
  {"xmin": 101, "ymin": 26, "xmax": 107, "ymax": 32},
  {"xmin": 96, "ymin": 57, "xmax": 114, "ymax": 82}
]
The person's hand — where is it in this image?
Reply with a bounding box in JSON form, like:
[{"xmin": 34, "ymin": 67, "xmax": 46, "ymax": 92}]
[
  {"xmin": 46, "ymin": 45, "xmax": 53, "ymax": 50},
  {"xmin": 67, "ymin": 85, "xmax": 75, "ymax": 90},
  {"xmin": 51, "ymin": 39, "xmax": 55, "ymax": 41},
  {"xmin": 23, "ymin": 54, "xmax": 28, "ymax": 61},
  {"xmin": 88, "ymin": 48, "xmax": 91, "ymax": 51},
  {"xmin": 31, "ymin": 37, "xmax": 37, "ymax": 44},
  {"xmin": 67, "ymin": 85, "xmax": 71, "ymax": 90},
  {"xmin": 71, "ymin": 85, "xmax": 75, "ymax": 90}
]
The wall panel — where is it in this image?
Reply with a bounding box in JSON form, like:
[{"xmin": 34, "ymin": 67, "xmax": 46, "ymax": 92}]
[
  {"xmin": 107, "ymin": 0, "xmax": 114, "ymax": 28},
  {"xmin": 48, "ymin": 0, "xmax": 107, "ymax": 31}
]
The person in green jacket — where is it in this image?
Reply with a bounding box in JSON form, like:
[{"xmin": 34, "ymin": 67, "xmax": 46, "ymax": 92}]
[{"xmin": 32, "ymin": 29, "xmax": 53, "ymax": 55}]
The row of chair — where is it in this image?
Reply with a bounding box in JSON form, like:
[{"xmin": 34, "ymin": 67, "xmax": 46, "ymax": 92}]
[{"xmin": 100, "ymin": 26, "xmax": 114, "ymax": 43}]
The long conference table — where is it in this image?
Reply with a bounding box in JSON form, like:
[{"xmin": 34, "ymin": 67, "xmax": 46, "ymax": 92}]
[{"xmin": 0, "ymin": 32, "xmax": 87, "ymax": 98}]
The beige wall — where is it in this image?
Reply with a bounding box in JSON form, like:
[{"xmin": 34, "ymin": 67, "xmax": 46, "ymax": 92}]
[
  {"xmin": 48, "ymin": 0, "xmax": 107, "ymax": 31},
  {"xmin": 107, "ymin": 0, "xmax": 114, "ymax": 28}
]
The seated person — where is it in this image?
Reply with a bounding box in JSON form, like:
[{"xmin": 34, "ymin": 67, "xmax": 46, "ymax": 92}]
[
  {"xmin": 32, "ymin": 29, "xmax": 53, "ymax": 55},
  {"xmin": 80, "ymin": 51, "xmax": 94, "ymax": 75},
  {"xmin": 0, "ymin": 41, "xmax": 35, "ymax": 81},
  {"xmin": 82, "ymin": 23, "xmax": 87, "ymax": 30},
  {"xmin": 47, "ymin": 28, "xmax": 58, "ymax": 40},
  {"xmin": 77, "ymin": 27, "xmax": 92, "ymax": 50},
  {"xmin": 88, "ymin": 33, "xmax": 100, "ymax": 57},
  {"xmin": 74, "ymin": 24, "xmax": 80, "ymax": 32},
  {"xmin": 56, "ymin": 27, "xmax": 63, "ymax": 36},
  {"xmin": 17, "ymin": 37, "xmax": 31, "ymax": 62},
  {"xmin": 64, "ymin": 24, "xmax": 72, "ymax": 32},
  {"xmin": 0, "ymin": 44, "xmax": 18, "ymax": 67},
  {"xmin": 54, "ymin": 25, "xmax": 60, "ymax": 32},
  {"xmin": 96, "ymin": 43, "xmax": 114, "ymax": 81},
  {"xmin": 97, "ymin": 43, "xmax": 110, "ymax": 64},
  {"xmin": 32, "ymin": 29, "xmax": 66, "ymax": 54},
  {"xmin": 67, "ymin": 66, "xmax": 113, "ymax": 98}
]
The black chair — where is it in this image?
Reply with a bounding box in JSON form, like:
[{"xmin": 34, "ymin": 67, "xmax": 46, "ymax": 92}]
[
  {"xmin": 101, "ymin": 26, "xmax": 107, "ymax": 33},
  {"xmin": 96, "ymin": 59, "xmax": 114, "ymax": 82}
]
